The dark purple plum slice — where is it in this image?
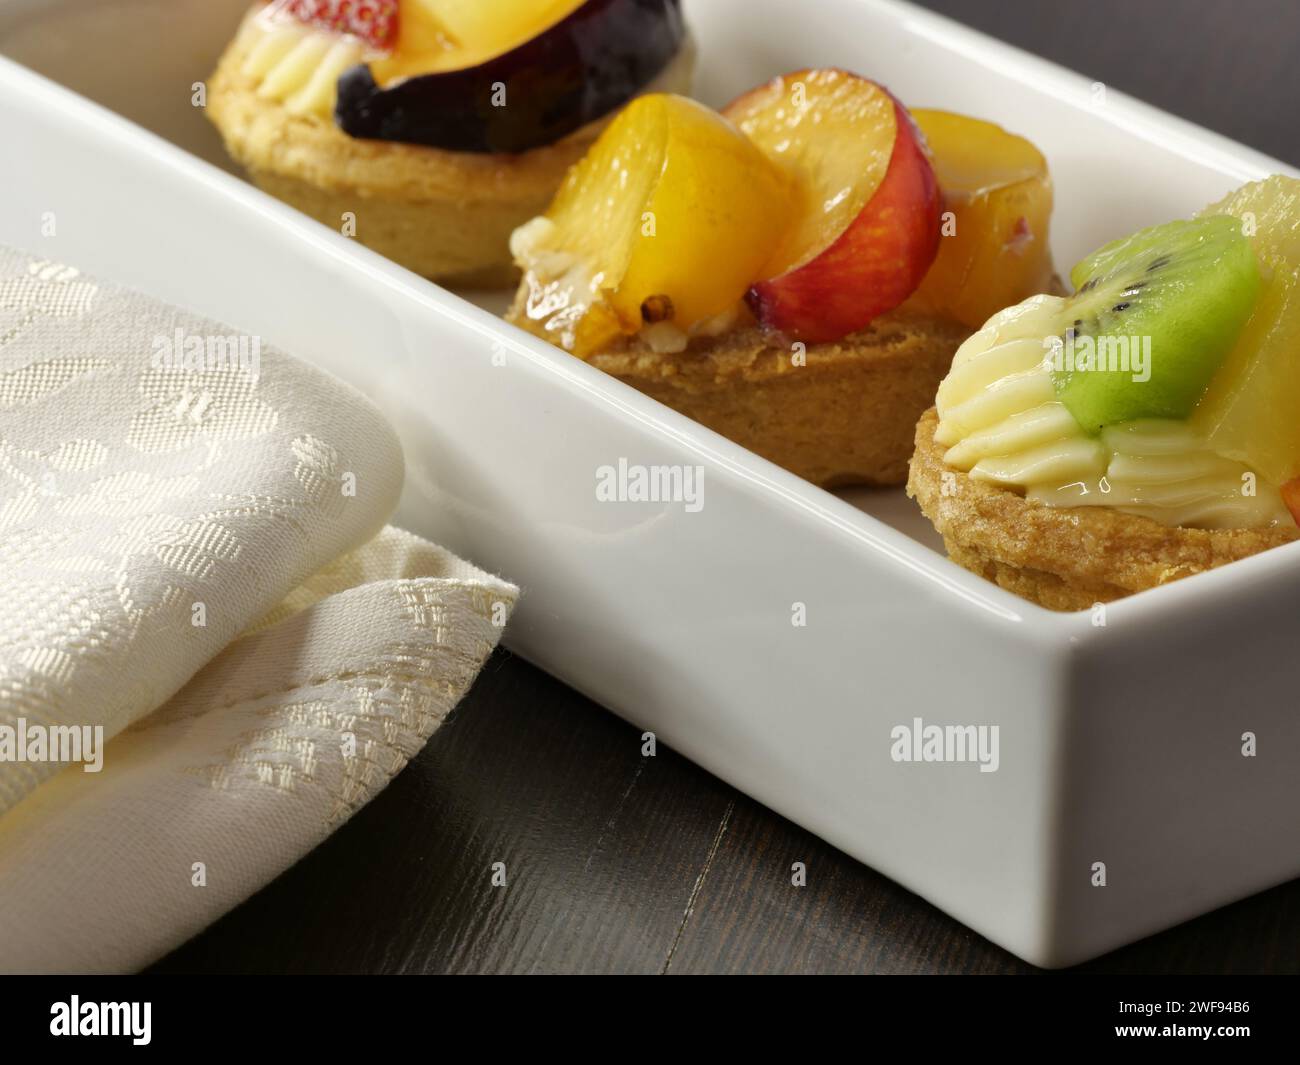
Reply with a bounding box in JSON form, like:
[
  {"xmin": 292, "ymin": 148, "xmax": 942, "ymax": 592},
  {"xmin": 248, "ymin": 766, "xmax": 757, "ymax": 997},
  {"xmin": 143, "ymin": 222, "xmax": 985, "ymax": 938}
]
[{"xmin": 335, "ymin": 0, "xmax": 685, "ymax": 154}]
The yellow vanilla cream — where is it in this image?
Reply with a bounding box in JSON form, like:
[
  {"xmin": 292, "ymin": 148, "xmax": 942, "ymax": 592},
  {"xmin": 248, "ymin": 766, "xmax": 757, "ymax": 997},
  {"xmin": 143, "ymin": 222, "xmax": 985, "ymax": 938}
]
[{"xmin": 933, "ymin": 294, "xmax": 1289, "ymax": 529}]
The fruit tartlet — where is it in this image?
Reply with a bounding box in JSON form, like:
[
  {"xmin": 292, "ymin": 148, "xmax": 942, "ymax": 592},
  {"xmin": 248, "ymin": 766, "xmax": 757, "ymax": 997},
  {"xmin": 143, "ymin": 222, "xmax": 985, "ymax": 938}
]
[
  {"xmin": 504, "ymin": 70, "xmax": 1057, "ymax": 488},
  {"xmin": 908, "ymin": 176, "xmax": 1300, "ymax": 610},
  {"xmin": 206, "ymin": 0, "xmax": 694, "ymax": 286}
]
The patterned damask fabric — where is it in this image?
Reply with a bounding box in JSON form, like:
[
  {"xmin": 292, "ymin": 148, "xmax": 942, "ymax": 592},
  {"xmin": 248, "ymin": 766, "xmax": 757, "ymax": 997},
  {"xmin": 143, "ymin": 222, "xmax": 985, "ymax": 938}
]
[{"xmin": 0, "ymin": 249, "xmax": 517, "ymax": 971}]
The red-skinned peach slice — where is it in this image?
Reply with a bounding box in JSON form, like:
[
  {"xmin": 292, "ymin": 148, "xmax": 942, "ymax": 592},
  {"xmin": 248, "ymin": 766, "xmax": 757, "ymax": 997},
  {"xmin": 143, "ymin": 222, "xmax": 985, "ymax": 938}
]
[{"xmin": 724, "ymin": 71, "xmax": 941, "ymax": 344}]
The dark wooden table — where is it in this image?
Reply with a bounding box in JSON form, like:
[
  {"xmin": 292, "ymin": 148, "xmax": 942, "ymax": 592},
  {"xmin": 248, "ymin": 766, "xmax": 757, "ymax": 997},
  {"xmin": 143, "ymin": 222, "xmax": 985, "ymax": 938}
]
[{"xmin": 152, "ymin": 0, "xmax": 1300, "ymax": 975}]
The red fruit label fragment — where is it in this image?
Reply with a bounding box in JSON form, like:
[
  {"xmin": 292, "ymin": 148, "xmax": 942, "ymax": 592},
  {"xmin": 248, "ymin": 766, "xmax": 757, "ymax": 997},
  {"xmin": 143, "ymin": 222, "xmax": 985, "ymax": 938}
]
[
  {"xmin": 1002, "ymin": 215, "xmax": 1034, "ymax": 256},
  {"xmin": 1281, "ymin": 477, "xmax": 1300, "ymax": 528},
  {"xmin": 274, "ymin": 0, "xmax": 398, "ymax": 50}
]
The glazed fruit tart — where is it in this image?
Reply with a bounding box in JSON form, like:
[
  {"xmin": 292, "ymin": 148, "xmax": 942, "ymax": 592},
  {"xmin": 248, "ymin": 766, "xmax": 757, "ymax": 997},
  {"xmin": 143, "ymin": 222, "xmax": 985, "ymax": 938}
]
[
  {"xmin": 908, "ymin": 175, "xmax": 1300, "ymax": 610},
  {"xmin": 505, "ymin": 69, "xmax": 1057, "ymax": 488},
  {"xmin": 206, "ymin": 0, "xmax": 694, "ymax": 286}
]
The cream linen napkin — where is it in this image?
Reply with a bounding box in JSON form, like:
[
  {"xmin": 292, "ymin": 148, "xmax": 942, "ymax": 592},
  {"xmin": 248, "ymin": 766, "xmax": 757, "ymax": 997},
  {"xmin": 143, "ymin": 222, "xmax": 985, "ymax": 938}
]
[{"xmin": 0, "ymin": 247, "xmax": 517, "ymax": 972}]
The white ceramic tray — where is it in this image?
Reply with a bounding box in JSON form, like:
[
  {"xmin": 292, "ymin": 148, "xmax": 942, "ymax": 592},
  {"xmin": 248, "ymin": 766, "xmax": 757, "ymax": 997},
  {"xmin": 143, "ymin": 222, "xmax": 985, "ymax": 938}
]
[{"xmin": 3, "ymin": 0, "xmax": 1299, "ymax": 968}]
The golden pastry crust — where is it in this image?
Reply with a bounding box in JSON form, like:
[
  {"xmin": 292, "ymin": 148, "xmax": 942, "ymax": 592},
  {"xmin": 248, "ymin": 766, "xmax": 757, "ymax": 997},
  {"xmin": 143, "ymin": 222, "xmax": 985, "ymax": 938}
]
[
  {"xmin": 508, "ymin": 293, "xmax": 972, "ymax": 487},
  {"xmin": 205, "ymin": 11, "xmax": 695, "ymax": 284},
  {"xmin": 907, "ymin": 407, "xmax": 1299, "ymax": 611}
]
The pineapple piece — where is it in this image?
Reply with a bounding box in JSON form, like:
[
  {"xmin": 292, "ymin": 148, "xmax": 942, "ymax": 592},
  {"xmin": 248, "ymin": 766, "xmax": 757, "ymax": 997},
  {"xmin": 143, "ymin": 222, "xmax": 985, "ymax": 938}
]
[{"xmin": 1191, "ymin": 176, "xmax": 1300, "ymax": 486}]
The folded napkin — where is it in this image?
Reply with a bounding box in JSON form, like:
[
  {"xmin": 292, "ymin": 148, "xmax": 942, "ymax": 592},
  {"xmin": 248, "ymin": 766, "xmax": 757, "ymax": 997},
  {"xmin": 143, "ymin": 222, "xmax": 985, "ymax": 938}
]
[{"xmin": 0, "ymin": 247, "xmax": 517, "ymax": 972}]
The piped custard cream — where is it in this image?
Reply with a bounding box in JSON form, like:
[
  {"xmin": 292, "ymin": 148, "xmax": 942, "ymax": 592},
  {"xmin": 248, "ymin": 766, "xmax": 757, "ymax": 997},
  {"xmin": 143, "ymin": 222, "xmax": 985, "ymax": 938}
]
[{"xmin": 934, "ymin": 294, "xmax": 1289, "ymax": 529}]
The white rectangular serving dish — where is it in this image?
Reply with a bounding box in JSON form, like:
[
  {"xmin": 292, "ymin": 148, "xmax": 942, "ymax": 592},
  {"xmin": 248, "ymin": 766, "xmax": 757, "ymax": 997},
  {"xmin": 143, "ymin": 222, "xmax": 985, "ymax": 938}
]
[{"xmin": 3, "ymin": 0, "xmax": 1299, "ymax": 968}]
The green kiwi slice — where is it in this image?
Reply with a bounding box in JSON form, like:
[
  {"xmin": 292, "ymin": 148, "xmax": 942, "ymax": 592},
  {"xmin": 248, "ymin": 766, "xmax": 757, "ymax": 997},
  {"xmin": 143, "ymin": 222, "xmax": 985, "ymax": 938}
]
[{"xmin": 1051, "ymin": 216, "xmax": 1260, "ymax": 433}]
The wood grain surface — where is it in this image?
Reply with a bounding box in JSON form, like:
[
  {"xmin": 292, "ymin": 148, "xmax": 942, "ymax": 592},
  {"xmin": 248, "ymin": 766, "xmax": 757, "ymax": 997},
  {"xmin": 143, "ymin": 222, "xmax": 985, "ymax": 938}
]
[{"xmin": 153, "ymin": 0, "xmax": 1300, "ymax": 975}]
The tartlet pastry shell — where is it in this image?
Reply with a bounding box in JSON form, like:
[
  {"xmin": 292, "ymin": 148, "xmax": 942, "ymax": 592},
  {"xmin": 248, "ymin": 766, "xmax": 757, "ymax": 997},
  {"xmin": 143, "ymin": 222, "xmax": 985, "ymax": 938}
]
[
  {"xmin": 206, "ymin": 18, "xmax": 695, "ymax": 286},
  {"xmin": 511, "ymin": 292, "xmax": 973, "ymax": 488},
  {"xmin": 907, "ymin": 406, "xmax": 1299, "ymax": 610}
]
